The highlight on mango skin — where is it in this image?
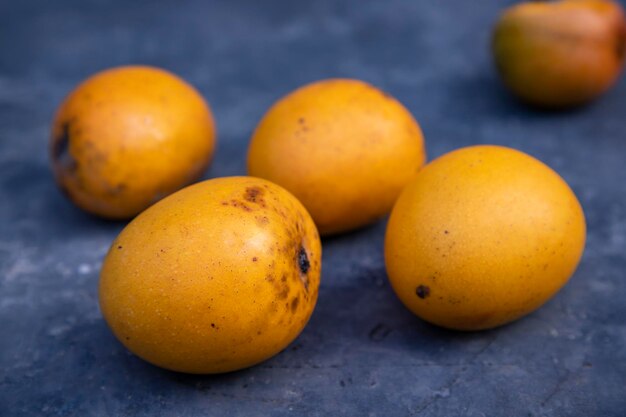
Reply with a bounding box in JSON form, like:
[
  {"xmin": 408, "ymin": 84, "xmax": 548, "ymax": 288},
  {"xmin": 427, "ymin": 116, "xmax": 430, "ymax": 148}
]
[
  {"xmin": 98, "ymin": 176, "xmax": 321, "ymax": 374},
  {"xmin": 384, "ymin": 145, "xmax": 586, "ymax": 331},
  {"xmin": 492, "ymin": 0, "xmax": 626, "ymax": 108},
  {"xmin": 50, "ymin": 65, "xmax": 216, "ymax": 219}
]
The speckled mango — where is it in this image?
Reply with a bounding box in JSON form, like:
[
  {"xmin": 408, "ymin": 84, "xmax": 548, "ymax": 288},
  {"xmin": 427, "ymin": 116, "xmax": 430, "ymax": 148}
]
[
  {"xmin": 385, "ymin": 146, "xmax": 586, "ymax": 331},
  {"xmin": 247, "ymin": 78, "xmax": 426, "ymax": 236},
  {"xmin": 50, "ymin": 65, "xmax": 216, "ymax": 219},
  {"xmin": 99, "ymin": 176, "xmax": 321, "ymax": 373},
  {"xmin": 492, "ymin": 0, "xmax": 626, "ymax": 108}
]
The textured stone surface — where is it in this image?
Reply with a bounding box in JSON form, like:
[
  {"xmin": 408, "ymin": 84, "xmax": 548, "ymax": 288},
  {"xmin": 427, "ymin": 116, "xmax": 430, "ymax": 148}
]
[{"xmin": 1, "ymin": 0, "xmax": 626, "ymax": 415}]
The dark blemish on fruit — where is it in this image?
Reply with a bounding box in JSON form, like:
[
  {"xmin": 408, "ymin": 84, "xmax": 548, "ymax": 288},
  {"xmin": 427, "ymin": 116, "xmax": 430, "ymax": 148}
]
[
  {"xmin": 229, "ymin": 199, "xmax": 252, "ymax": 212},
  {"xmin": 298, "ymin": 247, "xmax": 310, "ymax": 274},
  {"xmin": 125, "ymin": 336, "xmax": 130, "ymax": 341},
  {"xmin": 53, "ymin": 122, "xmax": 77, "ymax": 171},
  {"xmin": 297, "ymin": 117, "xmax": 309, "ymax": 132},
  {"xmin": 444, "ymin": 230, "xmax": 449, "ymax": 234},
  {"xmin": 252, "ymin": 257, "xmax": 258, "ymax": 262},
  {"xmin": 281, "ymin": 274, "xmax": 287, "ymax": 283},
  {"xmin": 244, "ymin": 186, "xmax": 265, "ymax": 205},
  {"xmin": 52, "ymin": 124, "xmax": 69, "ymax": 160},
  {"xmin": 278, "ymin": 285, "xmax": 289, "ymax": 299},
  {"xmin": 265, "ymin": 274, "xmax": 274, "ymax": 282},
  {"xmin": 211, "ymin": 323, "xmax": 215, "ymax": 328},
  {"xmin": 416, "ymin": 285, "xmax": 430, "ymax": 299},
  {"xmin": 290, "ymin": 296, "xmax": 300, "ymax": 312},
  {"xmin": 368, "ymin": 323, "xmax": 392, "ymax": 342},
  {"xmin": 296, "ymin": 246, "xmax": 311, "ymax": 291}
]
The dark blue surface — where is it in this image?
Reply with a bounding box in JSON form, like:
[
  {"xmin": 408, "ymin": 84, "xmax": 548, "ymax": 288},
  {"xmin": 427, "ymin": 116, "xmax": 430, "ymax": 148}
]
[{"xmin": 1, "ymin": 1, "xmax": 626, "ymax": 416}]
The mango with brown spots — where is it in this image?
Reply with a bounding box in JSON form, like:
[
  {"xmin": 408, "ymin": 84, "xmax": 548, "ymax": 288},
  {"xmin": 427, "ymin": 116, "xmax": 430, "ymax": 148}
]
[
  {"xmin": 50, "ymin": 65, "xmax": 216, "ymax": 219},
  {"xmin": 492, "ymin": 0, "xmax": 626, "ymax": 108},
  {"xmin": 99, "ymin": 176, "xmax": 321, "ymax": 373},
  {"xmin": 385, "ymin": 146, "xmax": 586, "ymax": 330},
  {"xmin": 247, "ymin": 79, "xmax": 426, "ymax": 236}
]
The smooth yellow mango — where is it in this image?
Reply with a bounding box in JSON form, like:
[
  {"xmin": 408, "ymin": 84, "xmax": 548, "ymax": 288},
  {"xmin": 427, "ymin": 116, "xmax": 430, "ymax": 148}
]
[
  {"xmin": 248, "ymin": 79, "xmax": 426, "ymax": 236},
  {"xmin": 385, "ymin": 146, "xmax": 586, "ymax": 330}
]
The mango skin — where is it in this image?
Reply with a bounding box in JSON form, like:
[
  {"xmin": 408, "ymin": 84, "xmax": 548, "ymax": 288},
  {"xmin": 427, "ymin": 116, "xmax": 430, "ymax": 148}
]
[
  {"xmin": 385, "ymin": 146, "xmax": 586, "ymax": 331},
  {"xmin": 99, "ymin": 176, "xmax": 321, "ymax": 374},
  {"xmin": 247, "ymin": 79, "xmax": 426, "ymax": 236},
  {"xmin": 492, "ymin": 0, "xmax": 626, "ymax": 108},
  {"xmin": 50, "ymin": 65, "xmax": 216, "ymax": 219}
]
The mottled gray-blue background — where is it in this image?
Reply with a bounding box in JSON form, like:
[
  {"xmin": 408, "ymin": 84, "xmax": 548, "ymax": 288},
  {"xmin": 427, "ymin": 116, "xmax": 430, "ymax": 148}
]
[{"xmin": 1, "ymin": 1, "xmax": 625, "ymax": 416}]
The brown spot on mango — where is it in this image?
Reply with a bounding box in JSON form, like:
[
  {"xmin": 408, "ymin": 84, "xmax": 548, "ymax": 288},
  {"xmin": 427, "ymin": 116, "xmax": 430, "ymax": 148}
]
[
  {"xmin": 297, "ymin": 247, "xmax": 310, "ymax": 274},
  {"xmin": 277, "ymin": 285, "xmax": 290, "ymax": 300},
  {"xmin": 416, "ymin": 285, "xmax": 430, "ymax": 299},
  {"xmin": 290, "ymin": 296, "xmax": 300, "ymax": 312},
  {"xmin": 244, "ymin": 186, "xmax": 265, "ymax": 206},
  {"xmin": 52, "ymin": 122, "xmax": 77, "ymax": 172},
  {"xmin": 228, "ymin": 199, "xmax": 252, "ymax": 212}
]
